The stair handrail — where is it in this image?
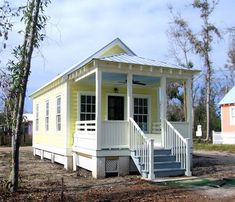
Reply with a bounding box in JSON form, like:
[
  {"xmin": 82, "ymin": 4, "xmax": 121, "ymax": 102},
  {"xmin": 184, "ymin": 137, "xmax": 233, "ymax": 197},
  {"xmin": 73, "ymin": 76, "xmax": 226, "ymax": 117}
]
[
  {"xmin": 164, "ymin": 120, "xmax": 191, "ymax": 176},
  {"xmin": 129, "ymin": 117, "xmax": 154, "ymax": 179}
]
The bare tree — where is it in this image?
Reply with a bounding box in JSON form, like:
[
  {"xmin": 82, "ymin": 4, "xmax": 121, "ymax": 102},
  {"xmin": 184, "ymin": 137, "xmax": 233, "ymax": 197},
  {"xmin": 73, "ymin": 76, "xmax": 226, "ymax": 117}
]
[
  {"xmin": 224, "ymin": 27, "xmax": 235, "ymax": 89},
  {"xmin": 169, "ymin": 0, "xmax": 221, "ymax": 141},
  {"xmin": 6, "ymin": 0, "xmax": 50, "ymax": 192}
]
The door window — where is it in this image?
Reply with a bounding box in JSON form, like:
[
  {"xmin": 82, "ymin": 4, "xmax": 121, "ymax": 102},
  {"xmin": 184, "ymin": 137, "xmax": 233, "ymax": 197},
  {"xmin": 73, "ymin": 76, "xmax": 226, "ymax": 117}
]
[
  {"xmin": 134, "ymin": 98, "xmax": 148, "ymax": 132},
  {"xmin": 108, "ymin": 96, "xmax": 124, "ymax": 120}
]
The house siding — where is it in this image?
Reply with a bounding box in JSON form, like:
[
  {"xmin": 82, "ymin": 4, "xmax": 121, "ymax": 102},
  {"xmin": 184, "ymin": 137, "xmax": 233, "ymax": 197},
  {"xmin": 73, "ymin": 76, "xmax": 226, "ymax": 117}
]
[
  {"xmin": 221, "ymin": 104, "xmax": 235, "ymax": 132},
  {"xmin": 101, "ymin": 44, "xmax": 126, "ymax": 57},
  {"xmin": 33, "ymin": 82, "xmax": 68, "ymax": 149},
  {"xmin": 69, "ymin": 82, "xmax": 159, "ymax": 147}
]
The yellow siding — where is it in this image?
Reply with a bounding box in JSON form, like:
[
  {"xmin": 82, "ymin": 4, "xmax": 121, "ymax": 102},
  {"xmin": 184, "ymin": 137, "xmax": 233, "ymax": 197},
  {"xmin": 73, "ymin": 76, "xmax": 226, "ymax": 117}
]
[
  {"xmin": 33, "ymin": 82, "xmax": 68, "ymax": 148},
  {"xmin": 101, "ymin": 44, "xmax": 127, "ymax": 57},
  {"xmin": 69, "ymin": 83, "xmax": 95, "ymax": 147},
  {"xmin": 68, "ymin": 83, "xmax": 159, "ymax": 147}
]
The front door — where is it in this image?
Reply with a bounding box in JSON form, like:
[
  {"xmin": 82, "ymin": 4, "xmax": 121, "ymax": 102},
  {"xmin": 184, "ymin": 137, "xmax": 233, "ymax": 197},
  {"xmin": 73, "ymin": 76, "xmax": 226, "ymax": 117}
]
[
  {"xmin": 134, "ymin": 97, "xmax": 149, "ymax": 132},
  {"xmin": 108, "ymin": 96, "xmax": 124, "ymax": 120}
]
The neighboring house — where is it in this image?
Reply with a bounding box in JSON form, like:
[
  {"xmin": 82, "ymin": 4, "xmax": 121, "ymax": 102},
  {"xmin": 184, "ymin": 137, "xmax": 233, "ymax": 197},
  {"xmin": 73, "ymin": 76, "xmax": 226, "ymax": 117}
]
[
  {"xmin": 23, "ymin": 113, "xmax": 33, "ymax": 136},
  {"xmin": 31, "ymin": 38, "xmax": 199, "ymax": 179},
  {"xmin": 214, "ymin": 86, "xmax": 235, "ymax": 144}
]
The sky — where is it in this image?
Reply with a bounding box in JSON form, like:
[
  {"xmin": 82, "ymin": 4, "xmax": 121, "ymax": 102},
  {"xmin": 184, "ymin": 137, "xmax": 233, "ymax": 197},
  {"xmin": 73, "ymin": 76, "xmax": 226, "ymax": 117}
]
[{"xmin": 2, "ymin": 0, "xmax": 235, "ymax": 112}]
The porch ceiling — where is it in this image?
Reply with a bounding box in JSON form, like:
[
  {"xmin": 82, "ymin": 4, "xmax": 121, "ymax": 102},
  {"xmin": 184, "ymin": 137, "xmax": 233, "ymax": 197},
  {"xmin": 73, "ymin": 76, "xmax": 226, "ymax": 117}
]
[{"xmin": 77, "ymin": 72, "xmax": 161, "ymax": 86}]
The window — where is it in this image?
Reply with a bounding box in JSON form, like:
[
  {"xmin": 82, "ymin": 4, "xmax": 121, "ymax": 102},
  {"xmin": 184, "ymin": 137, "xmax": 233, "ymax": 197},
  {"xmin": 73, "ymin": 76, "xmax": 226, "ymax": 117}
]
[
  {"xmin": 231, "ymin": 107, "xmax": 235, "ymax": 125},
  {"xmin": 36, "ymin": 104, "xmax": 39, "ymax": 131},
  {"xmin": 80, "ymin": 95, "xmax": 95, "ymax": 121},
  {"xmin": 45, "ymin": 100, "xmax": 49, "ymax": 131},
  {"xmin": 56, "ymin": 96, "xmax": 61, "ymax": 131},
  {"xmin": 134, "ymin": 98, "xmax": 148, "ymax": 132}
]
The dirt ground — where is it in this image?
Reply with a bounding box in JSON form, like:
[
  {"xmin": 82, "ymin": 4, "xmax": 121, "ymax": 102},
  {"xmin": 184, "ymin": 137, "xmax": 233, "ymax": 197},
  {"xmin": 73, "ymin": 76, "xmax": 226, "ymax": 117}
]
[{"xmin": 0, "ymin": 147, "xmax": 235, "ymax": 202}]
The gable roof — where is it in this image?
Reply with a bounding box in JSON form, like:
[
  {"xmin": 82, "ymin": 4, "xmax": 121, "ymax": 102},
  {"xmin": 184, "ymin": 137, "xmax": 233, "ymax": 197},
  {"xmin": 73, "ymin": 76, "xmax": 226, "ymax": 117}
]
[
  {"xmin": 31, "ymin": 38, "xmax": 200, "ymax": 97},
  {"xmin": 62, "ymin": 38, "xmax": 136, "ymax": 79},
  {"xmin": 219, "ymin": 86, "xmax": 235, "ymax": 105}
]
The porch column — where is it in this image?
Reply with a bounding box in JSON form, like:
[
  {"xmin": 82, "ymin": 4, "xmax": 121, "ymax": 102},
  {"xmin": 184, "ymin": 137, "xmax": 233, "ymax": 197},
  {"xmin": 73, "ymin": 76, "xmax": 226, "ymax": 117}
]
[
  {"xmin": 186, "ymin": 77, "xmax": 192, "ymax": 175},
  {"xmin": 186, "ymin": 77, "xmax": 193, "ymax": 139},
  {"xmin": 96, "ymin": 68, "xmax": 102, "ymax": 150},
  {"xmin": 127, "ymin": 73, "xmax": 133, "ymax": 119},
  {"xmin": 160, "ymin": 76, "xmax": 167, "ymax": 147}
]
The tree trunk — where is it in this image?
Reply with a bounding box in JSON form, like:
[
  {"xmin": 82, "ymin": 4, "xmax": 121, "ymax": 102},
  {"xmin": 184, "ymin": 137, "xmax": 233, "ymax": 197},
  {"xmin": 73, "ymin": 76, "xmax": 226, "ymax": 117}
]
[
  {"xmin": 11, "ymin": 0, "xmax": 41, "ymax": 192},
  {"xmin": 205, "ymin": 52, "xmax": 211, "ymax": 141}
]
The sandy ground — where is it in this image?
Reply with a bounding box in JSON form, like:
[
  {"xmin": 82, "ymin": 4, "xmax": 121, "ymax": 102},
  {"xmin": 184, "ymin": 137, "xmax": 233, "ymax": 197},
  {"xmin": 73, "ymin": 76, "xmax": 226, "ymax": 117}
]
[{"xmin": 0, "ymin": 147, "xmax": 235, "ymax": 201}]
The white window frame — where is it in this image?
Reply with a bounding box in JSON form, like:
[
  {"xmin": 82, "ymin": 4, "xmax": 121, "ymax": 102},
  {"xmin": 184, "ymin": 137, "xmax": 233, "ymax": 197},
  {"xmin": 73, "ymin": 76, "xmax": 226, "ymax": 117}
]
[
  {"xmin": 35, "ymin": 104, "xmax": 39, "ymax": 131},
  {"xmin": 56, "ymin": 96, "xmax": 61, "ymax": 131},
  {"xmin": 45, "ymin": 100, "xmax": 49, "ymax": 131},
  {"xmin": 230, "ymin": 106, "xmax": 235, "ymax": 125},
  {"xmin": 78, "ymin": 92, "xmax": 96, "ymax": 121},
  {"xmin": 133, "ymin": 94, "xmax": 151, "ymax": 133}
]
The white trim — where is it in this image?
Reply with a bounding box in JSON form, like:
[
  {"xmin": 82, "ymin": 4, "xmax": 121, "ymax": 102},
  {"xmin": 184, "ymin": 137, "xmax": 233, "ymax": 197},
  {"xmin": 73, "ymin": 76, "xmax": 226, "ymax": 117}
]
[
  {"xmin": 45, "ymin": 99, "xmax": 49, "ymax": 133},
  {"xmin": 106, "ymin": 93, "xmax": 127, "ymax": 121},
  {"xmin": 160, "ymin": 76, "xmax": 166, "ymax": 146},
  {"xmin": 75, "ymin": 68, "xmax": 96, "ymax": 82},
  {"xmin": 133, "ymin": 94, "xmax": 151, "ymax": 133},
  {"xmin": 98, "ymin": 65, "xmax": 196, "ymax": 79},
  {"xmin": 96, "ymin": 68, "xmax": 102, "ymax": 150},
  {"xmin": 77, "ymin": 91, "xmax": 96, "ymax": 121},
  {"xmin": 56, "ymin": 95, "xmax": 62, "ymax": 132},
  {"xmin": 230, "ymin": 106, "xmax": 235, "ymax": 125},
  {"xmin": 127, "ymin": 73, "xmax": 133, "ymax": 119},
  {"xmin": 221, "ymin": 106, "xmax": 224, "ymax": 132},
  {"xmin": 186, "ymin": 78, "xmax": 192, "ymax": 140},
  {"xmin": 66, "ymin": 82, "xmax": 70, "ymax": 148},
  {"xmin": 33, "ymin": 144, "xmax": 72, "ymax": 156}
]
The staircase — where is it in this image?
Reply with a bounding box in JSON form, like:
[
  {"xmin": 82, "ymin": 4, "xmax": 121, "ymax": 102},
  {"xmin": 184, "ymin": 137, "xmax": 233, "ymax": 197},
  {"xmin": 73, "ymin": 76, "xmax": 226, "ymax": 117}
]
[
  {"xmin": 129, "ymin": 118, "xmax": 191, "ymax": 179},
  {"xmin": 153, "ymin": 149, "xmax": 185, "ymax": 177}
]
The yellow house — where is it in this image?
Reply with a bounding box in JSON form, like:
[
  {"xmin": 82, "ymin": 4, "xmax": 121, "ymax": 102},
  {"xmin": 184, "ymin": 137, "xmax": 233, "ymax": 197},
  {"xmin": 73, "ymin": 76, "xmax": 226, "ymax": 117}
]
[{"xmin": 31, "ymin": 38, "xmax": 199, "ymax": 179}]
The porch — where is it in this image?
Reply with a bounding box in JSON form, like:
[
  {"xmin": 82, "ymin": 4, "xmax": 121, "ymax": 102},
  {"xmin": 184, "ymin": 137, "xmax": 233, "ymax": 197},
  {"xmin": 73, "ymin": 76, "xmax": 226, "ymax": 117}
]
[
  {"xmin": 72, "ymin": 120, "xmax": 190, "ymax": 150},
  {"xmin": 70, "ymin": 58, "xmax": 193, "ymax": 179}
]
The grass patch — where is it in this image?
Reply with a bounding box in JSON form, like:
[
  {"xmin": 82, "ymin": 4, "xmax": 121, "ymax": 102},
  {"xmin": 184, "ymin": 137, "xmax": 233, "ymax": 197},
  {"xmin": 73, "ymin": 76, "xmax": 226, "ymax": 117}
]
[
  {"xmin": 157, "ymin": 178, "xmax": 235, "ymax": 188},
  {"xmin": 194, "ymin": 143, "xmax": 235, "ymax": 153}
]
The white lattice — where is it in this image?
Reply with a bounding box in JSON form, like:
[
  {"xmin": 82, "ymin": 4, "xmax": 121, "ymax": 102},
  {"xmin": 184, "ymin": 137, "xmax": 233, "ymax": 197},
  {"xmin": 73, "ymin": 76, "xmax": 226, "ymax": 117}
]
[{"xmin": 105, "ymin": 159, "xmax": 118, "ymax": 173}]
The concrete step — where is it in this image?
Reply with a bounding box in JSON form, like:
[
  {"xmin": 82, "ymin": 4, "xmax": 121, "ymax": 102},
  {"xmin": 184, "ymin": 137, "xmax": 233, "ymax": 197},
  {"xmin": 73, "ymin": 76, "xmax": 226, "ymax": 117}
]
[
  {"xmin": 154, "ymin": 168, "xmax": 185, "ymax": 177},
  {"xmin": 154, "ymin": 149, "xmax": 171, "ymax": 155},
  {"xmin": 154, "ymin": 155, "xmax": 176, "ymax": 162},
  {"xmin": 154, "ymin": 161, "xmax": 181, "ymax": 169}
]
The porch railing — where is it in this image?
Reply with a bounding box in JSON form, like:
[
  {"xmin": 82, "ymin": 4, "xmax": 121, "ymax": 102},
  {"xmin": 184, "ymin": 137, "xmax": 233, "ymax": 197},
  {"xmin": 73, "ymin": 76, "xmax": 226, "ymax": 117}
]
[
  {"xmin": 73, "ymin": 121, "xmax": 96, "ymax": 150},
  {"xmin": 75, "ymin": 120, "xmax": 96, "ymax": 135},
  {"xmin": 152, "ymin": 122, "xmax": 161, "ymax": 134},
  {"xmin": 101, "ymin": 121, "xmax": 129, "ymax": 149},
  {"xmin": 129, "ymin": 117, "xmax": 154, "ymax": 179},
  {"xmin": 164, "ymin": 120, "xmax": 191, "ymax": 176}
]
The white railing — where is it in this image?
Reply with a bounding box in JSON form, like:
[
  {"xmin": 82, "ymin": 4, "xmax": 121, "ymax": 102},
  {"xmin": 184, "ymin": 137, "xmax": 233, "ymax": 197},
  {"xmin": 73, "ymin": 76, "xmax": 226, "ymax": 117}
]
[
  {"xmin": 213, "ymin": 131, "xmax": 235, "ymax": 144},
  {"xmin": 129, "ymin": 117, "xmax": 154, "ymax": 179},
  {"xmin": 73, "ymin": 121, "xmax": 96, "ymax": 150},
  {"xmin": 152, "ymin": 122, "xmax": 161, "ymax": 134},
  {"xmin": 75, "ymin": 120, "xmax": 96, "ymax": 135},
  {"xmin": 171, "ymin": 122, "xmax": 189, "ymax": 139},
  {"xmin": 101, "ymin": 121, "xmax": 129, "ymax": 149},
  {"xmin": 164, "ymin": 120, "xmax": 191, "ymax": 176}
]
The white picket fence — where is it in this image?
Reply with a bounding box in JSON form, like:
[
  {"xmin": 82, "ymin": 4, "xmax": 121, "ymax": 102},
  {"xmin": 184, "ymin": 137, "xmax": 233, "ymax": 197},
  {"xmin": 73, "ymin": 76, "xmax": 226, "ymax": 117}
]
[{"xmin": 213, "ymin": 131, "xmax": 235, "ymax": 144}]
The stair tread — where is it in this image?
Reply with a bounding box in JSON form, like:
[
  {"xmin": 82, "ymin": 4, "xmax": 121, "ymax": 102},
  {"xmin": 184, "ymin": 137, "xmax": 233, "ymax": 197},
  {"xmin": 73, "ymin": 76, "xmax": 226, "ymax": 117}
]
[
  {"xmin": 154, "ymin": 168, "xmax": 185, "ymax": 172},
  {"xmin": 155, "ymin": 161, "xmax": 180, "ymax": 164},
  {"xmin": 154, "ymin": 154, "xmax": 174, "ymax": 156}
]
